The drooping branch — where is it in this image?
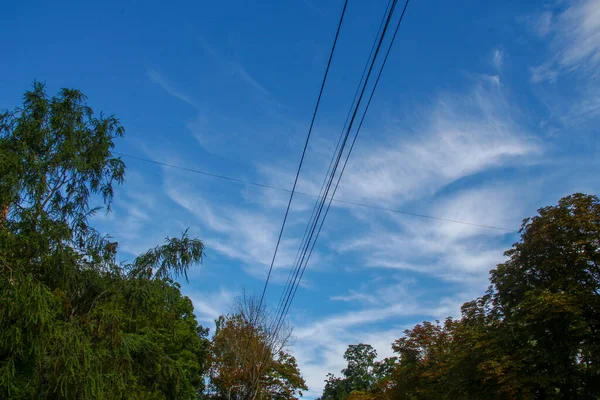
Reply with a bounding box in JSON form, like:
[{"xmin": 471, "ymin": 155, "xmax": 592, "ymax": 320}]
[{"xmin": 130, "ymin": 230, "xmax": 204, "ymax": 281}]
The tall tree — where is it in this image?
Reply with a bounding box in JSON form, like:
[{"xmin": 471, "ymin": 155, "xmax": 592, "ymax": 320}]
[
  {"xmin": 388, "ymin": 318, "xmax": 458, "ymax": 399},
  {"xmin": 488, "ymin": 193, "xmax": 600, "ymax": 398},
  {"xmin": 320, "ymin": 373, "xmax": 349, "ymax": 400},
  {"xmin": 342, "ymin": 344, "xmax": 378, "ymax": 392},
  {"xmin": 0, "ymin": 83, "xmax": 209, "ymax": 399},
  {"xmin": 207, "ymin": 293, "xmax": 307, "ymax": 399},
  {"xmin": 319, "ymin": 344, "xmax": 386, "ymax": 400},
  {"xmin": 318, "ymin": 193, "xmax": 600, "ymax": 400}
]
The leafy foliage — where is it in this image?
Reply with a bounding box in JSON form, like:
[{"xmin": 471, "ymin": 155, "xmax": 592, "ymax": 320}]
[
  {"xmin": 0, "ymin": 83, "xmax": 209, "ymax": 399},
  {"xmin": 320, "ymin": 373, "xmax": 349, "ymax": 400},
  {"xmin": 319, "ymin": 344, "xmax": 395, "ymax": 400},
  {"xmin": 206, "ymin": 294, "xmax": 307, "ymax": 399},
  {"xmin": 319, "ymin": 193, "xmax": 600, "ymax": 400},
  {"xmin": 342, "ymin": 344, "xmax": 378, "ymax": 392}
]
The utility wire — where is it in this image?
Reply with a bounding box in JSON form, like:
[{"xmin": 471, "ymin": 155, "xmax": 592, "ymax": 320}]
[
  {"xmin": 241, "ymin": 0, "xmax": 350, "ymax": 394},
  {"xmin": 114, "ymin": 151, "xmax": 515, "ymax": 232},
  {"xmin": 270, "ymin": 0, "xmax": 402, "ymax": 346},
  {"xmin": 274, "ymin": 0, "xmax": 396, "ymax": 320},
  {"xmin": 254, "ymin": 0, "xmax": 349, "ymax": 315},
  {"xmin": 251, "ymin": 0, "xmax": 401, "ymax": 392},
  {"xmin": 258, "ymin": 0, "xmax": 416, "ymax": 384},
  {"xmin": 288, "ymin": 0, "xmax": 413, "ymax": 313}
]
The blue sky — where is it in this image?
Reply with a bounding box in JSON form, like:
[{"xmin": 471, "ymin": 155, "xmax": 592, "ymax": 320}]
[{"xmin": 2, "ymin": 0, "xmax": 599, "ymax": 397}]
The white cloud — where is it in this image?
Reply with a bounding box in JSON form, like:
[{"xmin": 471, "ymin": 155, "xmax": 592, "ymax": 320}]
[
  {"xmin": 531, "ymin": 0, "xmax": 600, "ymax": 82},
  {"xmin": 529, "ymin": 0, "xmax": 600, "ymax": 134},
  {"xmin": 147, "ymin": 66, "xmax": 288, "ymax": 158},
  {"xmin": 330, "ymin": 277, "xmax": 416, "ymax": 306},
  {"xmin": 234, "ymin": 64, "xmax": 272, "ymax": 98},
  {"xmin": 534, "ymin": 11, "xmax": 554, "ymax": 37},
  {"xmin": 188, "ymin": 287, "xmax": 235, "ymax": 324},
  {"xmin": 335, "ymin": 184, "xmax": 526, "ymax": 286},
  {"xmin": 163, "ymin": 169, "xmax": 319, "ymax": 281},
  {"xmin": 336, "ymin": 76, "xmax": 539, "ymax": 206},
  {"xmin": 227, "ymin": 63, "xmax": 285, "ymax": 111},
  {"xmin": 147, "ymin": 69, "xmax": 200, "ymax": 109},
  {"xmin": 492, "ymin": 49, "xmax": 504, "ymax": 71},
  {"xmin": 427, "ymin": 185, "xmax": 519, "ymax": 239},
  {"xmin": 245, "ymin": 163, "xmax": 326, "ymax": 214},
  {"xmin": 92, "ymin": 170, "xmax": 189, "ymax": 259},
  {"xmin": 291, "ymin": 290, "xmax": 470, "ymax": 398},
  {"xmin": 196, "ymin": 38, "xmax": 285, "ymax": 110}
]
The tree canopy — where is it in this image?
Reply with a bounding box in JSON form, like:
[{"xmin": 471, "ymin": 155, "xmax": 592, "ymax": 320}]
[
  {"xmin": 0, "ymin": 82, "xmax": 210, "ymax": 399},
  {"xmin": 318, "ymin": 193, "xmax": 600, "ymax": 400},
  {"xmin": 206, "ymin": 293, "xmax": 307, "ymax": 399},
  {"xmin": 319, "ymin": 344, "xmax": 398, "ymax": 400},
  {"xmin": 1, "ymin": 83, "xmax": 307, "ymax": 399}
]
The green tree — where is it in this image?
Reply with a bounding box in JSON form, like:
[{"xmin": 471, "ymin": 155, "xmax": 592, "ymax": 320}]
[
  {"xmin": 488, "ymin": 193, "xmax": 600, "ymax": 398},
  {"xmin": 320, "ymin": 373, "xmax": 349, "ymax": 400},
  {"xmin": 389, "ymin": 193, "xmax": 600, "ymax": 399},
  {"xmin": 319, "ymin": 344, "xmax": 384, "ymax": 400},
  {"xmin": 449, "ymin": 296, "xmax": 522, "ymax": 399},
  {"xmin": 342, "ymin": 344, "xmax": 378, "ymax": 392},
  {"xmin": 319, "ymin": 193, "xmax": 600, "ymax": 400},
  {"xmin": 0, "ymin": 82, "xmax": 209, "ymax": 399},
  {"xmin": 345, "ymin": 391, "xmax": 378, "ymax": 400},
  {"xmin": 388, "ymin": 318, "xmax": 457, "ymax": 399}
]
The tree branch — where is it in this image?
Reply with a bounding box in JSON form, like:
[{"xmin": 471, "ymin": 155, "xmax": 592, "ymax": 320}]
[{"xmin": 39, "ymin": 169, "xmax": 70, "ymax": 213}]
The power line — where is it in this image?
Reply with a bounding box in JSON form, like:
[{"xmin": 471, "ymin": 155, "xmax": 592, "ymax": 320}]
[
  {"xmin": 246, "ymin": 0, "xmax": 351, "ymax": 394},
  {"xmin": 270, "ymin": 0, "xmax": 403, "ymax": 350},
  {"xmin": 275, "ymin": 0, "xmax": 397, "ymax": 320},
  {"xmin": 237, "ymin": 0, "xmax": 351, "ymax": 393},
  {"xmin": 286, "ymin": 0, "xmax": 414, "ymax": 316},
  {"xmin": 254, "ymin": 0, "xmax": 350, "ymax": 314},
  {"xmin": 260, "ymin": 0, "xmax": 418, "ymax": 384},
  {"xmin": 114, "ymin": 151, "xmax": 516, "ymax": 233},
  {"xmin": 114, "ymin": 152, "xmax": 281, "ymax": 190}
]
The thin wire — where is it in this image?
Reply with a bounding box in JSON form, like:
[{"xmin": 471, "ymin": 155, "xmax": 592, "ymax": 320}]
[
  {"xmin": 242, "ymin": 0, "xmax": 350, "ymax": 392},
  {"xmin": 263, "ymin": 0, "xmax": 415, "ymax": 380},
  {"xmin": 115, "ymin": 152, "xmax": 515, "ymax": 232},
  {"xmin": 253, "ymin": 0, "xmax": 401, "ymax": 391},
  {"xmin": 289, "ymin": 0, "xmax": 413, "ymax": 311},
  {"xmin": 274, "ymin": 0, "xmax": 396, "ymax": 321},
  {"xmin": 255, "ymin": 0, "xmax": 350, "ymax": 314},
  {"xmin": 114, "ymin": 152, "xmax": 282, "ymax": 190},
  {"xmin": 272, "ymin": 0, "xmax": 402, "ymax": 338}
]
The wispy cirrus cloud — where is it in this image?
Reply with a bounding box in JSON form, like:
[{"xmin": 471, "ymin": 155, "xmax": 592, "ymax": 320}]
[
  {"xmin": 196, "ymin": 36, "xmax": 285, "ymax": 110},
  {"xmin": 147, "ymin": 63, "xmax": 290, "ymax": 158},
  {"xmin": 330, "ymin": 277, "xmax": 417, "ymax": 306},
  {"xmin": 162, "ymin": 168, "xmax": 321, "ymax": 281},
  {"xmin": 530, "ymin": 0, "xmax": 600, "ymax": 83},
  {"xmin": 92, "ymin": 169, "xmax": 191, "ymax": 260},
  {"xmin": 188, "ymin": 287, "xmax": 236, "ymax": 324},
  {"xmin": 234, "ymin": 64, "xmax": 287, "ymax": 112},
  {"xmin": 291, "ymin": 286, "xmax": 470, "ymax": 398},
  {"xmin": 492, "ymin": 48, "xmax": 504, "ymax": 71},
  {"xmin": 335, "ymin": 184, "xmax": 521, "ymax": 284},
  {"xmin": 233, "ymin": 64, "xmax": 272, "ymax": 99},
  {"xmin": 336, "ymin": 75, "xmax": 540, "ymax": 206},
  {"xmin": 528, "ymin": 0, "xmax": 600, "ymax": 137},
  {"xmin": 147, "ymin": 69, "xmax": 200, "ymax": 109}
]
